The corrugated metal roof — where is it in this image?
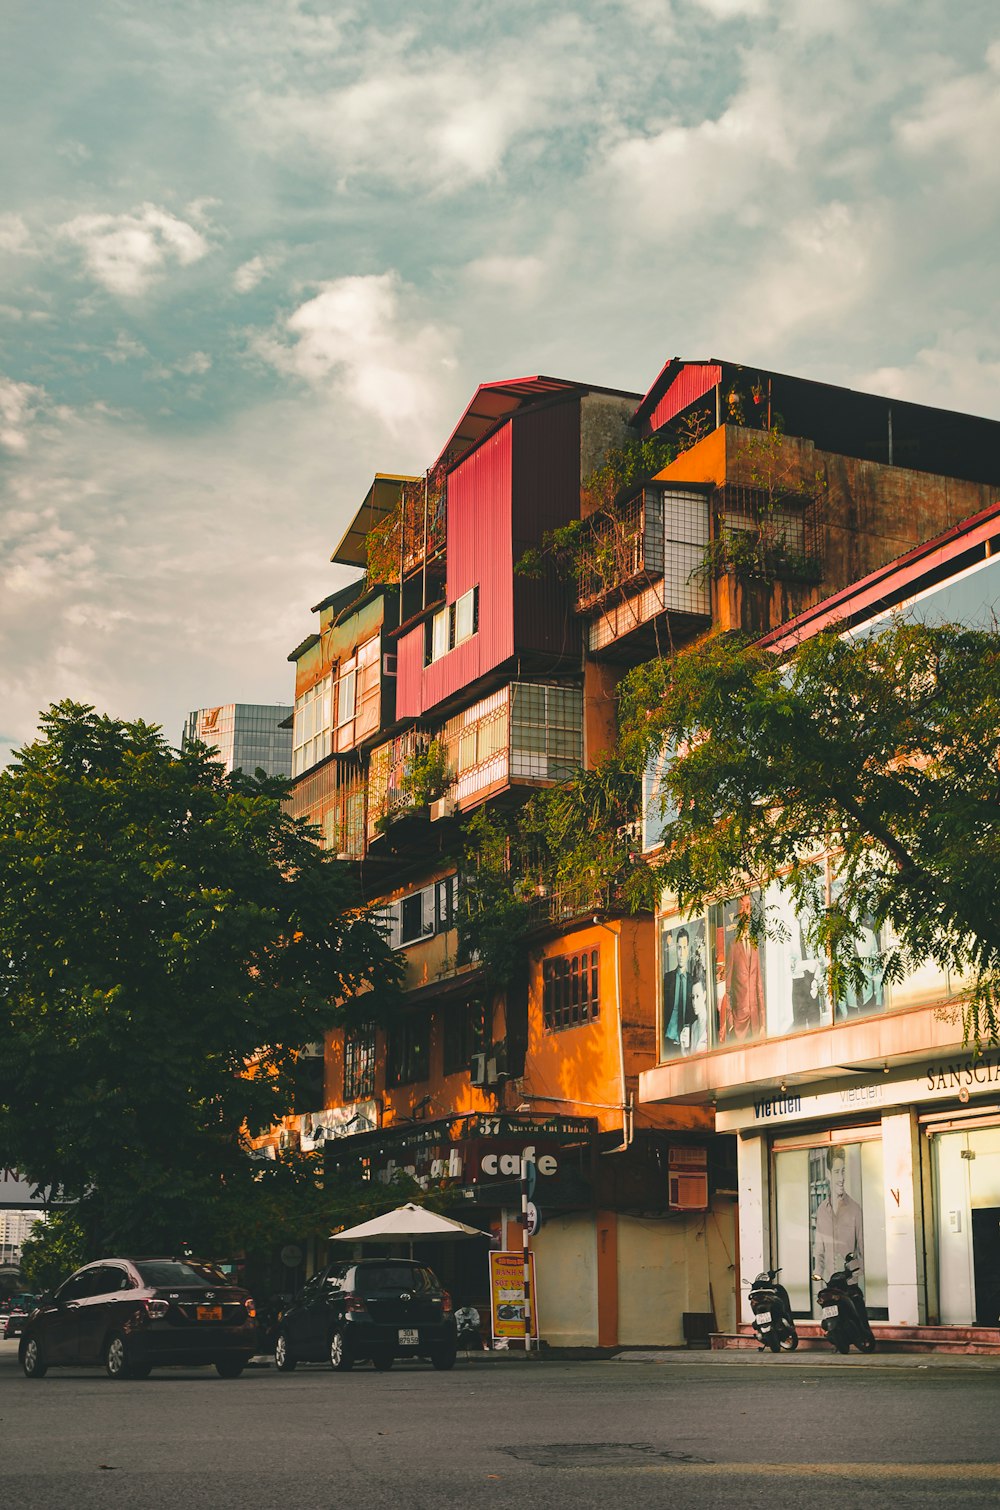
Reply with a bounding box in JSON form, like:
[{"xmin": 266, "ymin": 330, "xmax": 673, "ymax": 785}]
[
  {"xmin": 432, "ymin": 376, "xmax": 640, "ymax": 473},
  {"xmin": 330, "ymin": 472, "xmax": 420, "ymax": 567},
  {"xmin": 760, "ymin": 498, "xmax": 1000, "ymax": 652}
]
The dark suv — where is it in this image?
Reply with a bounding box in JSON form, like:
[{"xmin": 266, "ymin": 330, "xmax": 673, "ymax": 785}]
[
  {"xmin": 19, "ymin": 1258, "xmax": 257, "ymax": 1380},
  {"xmin": 274, "ymin": 1259, "xmax": 457, "ymax": 1372}
]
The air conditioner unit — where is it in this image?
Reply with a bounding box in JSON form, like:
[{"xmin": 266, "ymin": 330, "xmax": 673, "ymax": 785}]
[
  {"xmin": 299, "ymin": 1042, "xmax": 324, "ymax": 1059},
  {"xmin": 486, "ymin": 1056, "xmax": 509, "ymax": 1086},
  {"xmin": 470, "ymin": 1052, "xmax": 488, "ymax": 1087},
  {"xmin": 335, "ymin": 851, "xmax": 353, "ymax": 861},
  {"xmin": 429, "ymin": 793, "xmax": 457, "ymax": 822},
  {"xmin": 668, "ymin": 1172, "xmax": 709, "ymax": 1210},
  {"xmin": 668, "ymin": 1145, "xmax": 708, "ymax": 1210},
  {"xmin": 382, "ymin": 653, "xmax": 397, "ymax": 677}
]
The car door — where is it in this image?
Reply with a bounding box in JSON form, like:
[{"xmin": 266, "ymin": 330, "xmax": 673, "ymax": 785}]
[
  {"xmin": 300, "ymin": 1269, "xmax": 342, "ymax": 1358},
  {"xmin": 46, "ymin": 1270, "xmax": 97, "ymax": 1364},
  {"xmin": 77, "ymin": 1265, "xmax": 133, "ymax": 1363},
  {"xmin": 285, "ymin": 1275, "xmax": 323, "ymax": 1359}
]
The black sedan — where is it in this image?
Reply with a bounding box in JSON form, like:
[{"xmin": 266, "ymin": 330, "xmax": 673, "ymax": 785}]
[
  {"xmin": 3, "ymin": 1294, "xmax": 39, "ymax": 1339},
  {"xmin": 274, "ymin": 1258, "xmax": 457, "ymax": 1372},
  {"xmin": 19, "ymin": 1258, "xmax": 257, "ymax": 1379}
]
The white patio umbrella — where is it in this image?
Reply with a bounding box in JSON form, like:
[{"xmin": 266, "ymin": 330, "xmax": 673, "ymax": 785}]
[{"xmin": 331, "ymin": 1202, "xmax": 487, "ymax": 1257}]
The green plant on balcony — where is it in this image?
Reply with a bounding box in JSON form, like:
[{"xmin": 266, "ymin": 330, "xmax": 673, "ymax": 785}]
[{"xmin": 375, "ymin": 738, "xmax": 452, "ymax": 833}]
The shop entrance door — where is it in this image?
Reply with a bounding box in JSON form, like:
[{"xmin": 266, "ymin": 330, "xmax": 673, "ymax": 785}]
[{"xmin": 933, "ymin": 1127, "xmax": 1000, "ymax": 1325}]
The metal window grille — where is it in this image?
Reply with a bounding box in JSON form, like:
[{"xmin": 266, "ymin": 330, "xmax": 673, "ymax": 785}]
[
  {"xmin": 386, "ymin": 1017, "xmax": 430, "ymax": 1087},
  {"xmin": 713, "ymin": 483, "xmax": 822, "ymax": 581},
  {"xmin": 542, "ymin": 948, "xmax": 600, "ymax": 1032},
  {"xmin": 343, "ymin": 1024, "xmax": 376, "ymax": 1102},
  {"xmin": 367, "ymin": 727, "xmax": 430, "ymax": 838},
  {"xmin": 287, "ymin": 761, "xmax": 365, "ymax": 857}
]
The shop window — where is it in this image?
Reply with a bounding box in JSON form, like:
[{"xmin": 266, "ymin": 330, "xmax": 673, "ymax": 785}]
[
  {"xmin": 343, "ymin": 1023, "xmax": 376, "ymax": 1102},
  {"xmin": 543, "ymin": 948, "xmax": 600, "ymax": 1032},
  {"xmin": 774, "ymin": 1136, "xmax": 888, "ymax": 1321},
  {"xmin": 386, "ymin": 1017, "xmax": 430, "ymax": 1087}
]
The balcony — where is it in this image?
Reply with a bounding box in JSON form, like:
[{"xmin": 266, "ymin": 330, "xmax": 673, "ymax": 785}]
[
  {"xmin": 289, "ymin": 760, "xmax": 366, "ymax": 859},
  {"xmin": 366, "ymin": 727, "xmax": 432, "ymax": 844},
  {"xmin": 581, "ymin": 487, "xmax": 712, "ymax": 653},
  {"xmin": 437, "ymin": 682, "xmax": 583, "ymax": 813}
]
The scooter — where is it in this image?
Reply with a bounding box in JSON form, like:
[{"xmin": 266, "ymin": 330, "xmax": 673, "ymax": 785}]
[
  {"xmin": 746, "ymin": 1267, "xmax": 799, "ymax": 1352},
  {"xmin": 815, "ymin": 1252, "xmax": 876, "ymax": 1354}
]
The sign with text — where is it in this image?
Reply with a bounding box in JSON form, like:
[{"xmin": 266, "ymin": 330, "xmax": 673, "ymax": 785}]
[{"xmin": 489, "ymin": 1251, "xmax": 539, "ymax": 1341}]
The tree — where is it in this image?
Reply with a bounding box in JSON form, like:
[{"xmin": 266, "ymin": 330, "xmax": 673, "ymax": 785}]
[
  {"xmin": 0, "ymin": 702, "xmax": 402, "ymax": 1255},
  {"xmin": 620, "ymin": 621, "xmax": 1000, "ymax": 1041}
]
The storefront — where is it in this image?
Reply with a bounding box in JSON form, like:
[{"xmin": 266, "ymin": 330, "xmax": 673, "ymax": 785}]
[{"xmin": 718, "ymin": 1050, "xmax": 1000, "ymax": 1331}]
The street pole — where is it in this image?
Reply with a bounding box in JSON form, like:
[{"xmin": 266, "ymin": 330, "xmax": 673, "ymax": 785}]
[{"xmin": 520, "ymin": 1154, "xmax": 532, "ymax": 1353}]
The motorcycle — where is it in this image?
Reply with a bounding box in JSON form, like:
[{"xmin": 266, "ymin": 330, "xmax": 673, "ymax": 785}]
[
  {"xmin": 815, "ymin": 1251, "xmax": 876, "ymax": 1354},
  {"xmin": 746, "ymin": 1267, "xmax": 799, "ymax": 1352}
]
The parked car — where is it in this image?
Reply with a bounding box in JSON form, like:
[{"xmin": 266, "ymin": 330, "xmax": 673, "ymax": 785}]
[
  {"xmin": 4, "ymin": 1295, "xmax": 38, "ymax": 1339},
  {"xmin": 19, "ymin": 1258, "xmax": 257, "ymax": 1380},
  {"xmin": 274, "ymin": 1258, "xmax": 457, "ymax": 1372}
]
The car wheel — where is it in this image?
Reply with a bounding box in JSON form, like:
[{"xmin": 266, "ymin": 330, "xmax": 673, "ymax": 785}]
[
  {"xmin": 329, "ymin": 1328, "xmax": 353, "ymax": 1371},
  {"xmin": 430, "ymin": 1345, "xmax": 457, "ymax": 1372},
  {"xmin": 105, "ymin": 1331, "xmax": 135, "ymax": 1380},
  {"xmin": 372, "ymin": 1350, "xmax": 394, "ymax": 1371},
  {"xmin": 20, "ymin": 1337, "xmax": 48, "ymax": 1379},
  {"xmin": 274, "ymin": 1331, "xmax": 296, "ymax": 1371},
  {"xmin": 216, "ymin": 1358, "xmax": 247, "ymax": 1378}
]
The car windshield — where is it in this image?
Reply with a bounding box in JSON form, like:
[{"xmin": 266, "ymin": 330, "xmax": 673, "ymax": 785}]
[
  {"xmin": 355, "ymin": 1264, "xmax": 437, "ymax": 1293},
  {"xmin": 134, "ymin": 1260, "xmax": 229, "ymax": 1288}
]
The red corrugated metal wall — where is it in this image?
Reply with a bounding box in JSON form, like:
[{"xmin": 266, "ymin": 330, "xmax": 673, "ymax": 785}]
[
  {"xmin": 395, "ymin": 424, "xmax": 514, "ymax": 717},
  {"xmin": 511, "ymin": 398, "xmax": 580, "ymax": 658},
  {"xmin": 648, "ymin": 363, "xmax": 722, "ymax": 434}
]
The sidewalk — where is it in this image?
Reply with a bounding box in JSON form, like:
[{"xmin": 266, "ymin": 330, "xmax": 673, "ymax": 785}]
[{"xmin": 249, "ymin": 1345, "xmax": 1000, "ymax": 1370}]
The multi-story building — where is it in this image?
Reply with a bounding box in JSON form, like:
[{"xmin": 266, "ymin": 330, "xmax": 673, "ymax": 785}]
[
  {"xmin": 284, "ymin": 360, "xmax": 1000, "ymax": 1346},
  {"xmin": 641, "ymin": 498, "xmax": 1000, "ymax": 1345},
  {"xmin": 181, "ymin": 702, "xmax": 293, "ymax": 778}
]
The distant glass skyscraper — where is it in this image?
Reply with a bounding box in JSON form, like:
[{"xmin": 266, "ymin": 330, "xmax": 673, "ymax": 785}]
[{"xmin": 181, "ymin": 703, "xmax": 293, "ymax": 778}]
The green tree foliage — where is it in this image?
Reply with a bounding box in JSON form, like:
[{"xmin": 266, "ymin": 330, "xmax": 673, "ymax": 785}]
[
  {"xmin": 0, "ymin": 702, "xmax": 402, "ymax": 1255},
  {"xmin": 620, "ymin": 622, "xmax": 1000, "ymax": 1041},
  {"xmin": 18, "ymin": 1210, "xmax": 88, "ymax": 1295}
]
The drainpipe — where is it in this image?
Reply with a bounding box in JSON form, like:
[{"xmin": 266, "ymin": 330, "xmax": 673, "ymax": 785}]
[{"xmin": 593, "ymin": 918, "xmax": 632, "ymax": 1154}]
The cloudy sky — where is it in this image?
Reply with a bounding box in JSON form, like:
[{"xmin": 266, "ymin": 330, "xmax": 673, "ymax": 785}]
[{"xmin": 1, "ymin": 0, "xmax": 998, "ymax": 761}]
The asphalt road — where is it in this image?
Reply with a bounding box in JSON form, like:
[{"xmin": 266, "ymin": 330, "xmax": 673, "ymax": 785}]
[{"xmin": 2, "ymin": 1338, "xmax": 1000, "ymax": 1509}]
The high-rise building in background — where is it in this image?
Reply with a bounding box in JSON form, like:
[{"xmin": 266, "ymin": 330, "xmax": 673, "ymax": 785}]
[
  {"xmin": 181, "ymin": 703, "xmax": 293, "ymax": 778},
  {"xmin": 0, "ymin": 1208, "xmax": 44, "ymax": 1269}
]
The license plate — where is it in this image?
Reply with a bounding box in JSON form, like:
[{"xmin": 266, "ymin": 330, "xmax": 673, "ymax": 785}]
[
  {"xmin": 754, "ymin": 1311, "xmax": 772, "ymax": 1325},
  {"xmin": 197, "ymin": 1305, "xmax": 223, "ymax": 1322},
  {"xmin": 398, "ymin": 1328, "xmax": 419, "ymax": 1345},
  {"xmin": 821, "ymin": 1305, "xmax": 839, "ymax": 1320}
]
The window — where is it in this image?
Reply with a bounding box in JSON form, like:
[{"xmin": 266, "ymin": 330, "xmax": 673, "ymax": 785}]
[
  {"xmin": 543, "ymin": 948, "xmax": 600, "ymax": 1031},
  {"xmin": 386, "ymin": 1016, "xmax": 430, "ymax": 1086},
  {"xmin": 292, "ymin": 676, "xmax": 332, "ymax": 776},
  {"xmin": 378, "ymin": 876, "xmax": 458, "ymax": 949},
  {"xmin": 435, "ymin": 875, "xmax": 458, "ymax": 931},
  {"xmin": 443, "ymin": 998, "xmax": 483, "ymax": 1076},
  {"xmin": 334, "ymin": 636, "xmax": 380, "ymax": 752},
  {"xmin": 427, "ymin": 588, "xmax": 479, "ymax": 664},
  {"xmin": 343, "ymin": 1023, "xmax": 376, "ymax": 1102}
]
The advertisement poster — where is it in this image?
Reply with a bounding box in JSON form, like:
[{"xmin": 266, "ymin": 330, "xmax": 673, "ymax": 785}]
[
  {"xmin": 489, "ymin": 1251, "xmax": 539, "ymax": 1340},
  {"xmin": 660, "ymin": 915, "xmax": 710, "ymax": 1059}
]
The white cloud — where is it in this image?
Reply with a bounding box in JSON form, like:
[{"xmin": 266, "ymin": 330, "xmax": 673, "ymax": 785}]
[
  {"xmin": 105, "ymin": 332, "xmax": 149, "ymax": 364},
  {"xmin": 464, "ymin": 254, "xmax": 546, "ymax": 296},
  {"xmin": 257, "ymin": 272, "xmax": 458, "ymax": 443},
  {"xmin": 896, "ymin": 42, "xmax": 1000, "ymax": 180},
  {"xmin": 248, "ymin": 18, "xmax": 593, "ymax": 192},
  {"xmin": 59, "ymin": 204, "xmax": 211, "ymax": 297},
  {"xmin": 175, "ymin": 350, "xmax": 212, "ymax": 376},
  {"xmin": 0, "ymin": 215, "xmax": 32, "ymax": 255},
  {"xmin": 0, "ymin": 377, "xmax": 44, "ymax": 453},
  {"xmin": 233, "ymin": 255, "xmax": 270, "ymax": 293},
  {"xmin": 694, "ymin": 0, "xmax": 769, "ymax": 18},
  {"xmin": 860, "ymin": 332, "xmax": 1000, "ymax": 417}
]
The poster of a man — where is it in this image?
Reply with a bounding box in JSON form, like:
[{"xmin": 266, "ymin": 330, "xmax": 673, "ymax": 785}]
[
  {"xmin": 661, "ymin": 917, "xmax": 708, "ymax": 1058},
  {"xmin": 813, "ymin": 1146, "xmax": 865, "ymax": 1289},
  {"xmin": 716, "ymin": 895, "xmax": 766, "ymax": 1044}
]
